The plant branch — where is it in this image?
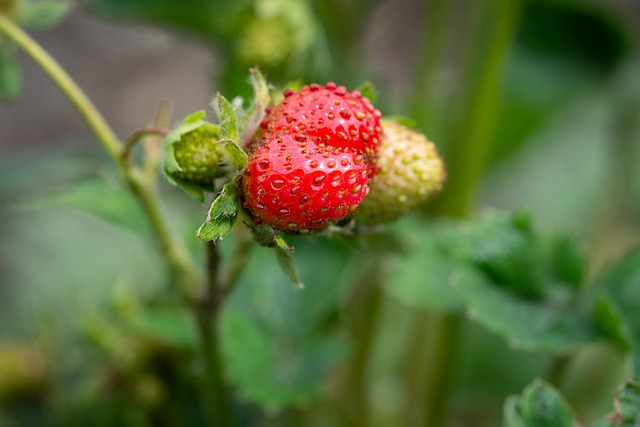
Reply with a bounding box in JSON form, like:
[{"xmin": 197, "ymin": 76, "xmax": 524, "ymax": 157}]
[
  {"xmin": 0, "ymin": 13, "xmax": 199, "ymax": 296},
  {"xmin": 194, "ymin": 241, "xmax": 233, "ymax": 427},
  {"xmin": 121, "ymin": 126, "xmax": 170, "ymax": 164},
  {"xmin": 0, "ymin": 13, "xmax": 121, "ymax": 161}
]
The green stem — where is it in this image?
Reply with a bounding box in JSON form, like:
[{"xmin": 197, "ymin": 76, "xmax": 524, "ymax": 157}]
[
  {"xmin": 0, "ymin": 12, "xmax": 198, "ymax": 296},
  {"xmin": 432, "ymin": 0, "xmax": 524, "ymax": 217},
  {"xmin": 344, "ymin": 256, "xmax": 385, "ymax": 427},
  {"xmin": 410, "ymin": 0, "xmax": 452, "ymax": 137},
  {"xmin": 547, "ymin": 354, "xmax": 571, "ymax": 388},
  {"xmin": 194, "ymin": 241, "xmax": 233, "ymax": 427},
  {"xmin": 0, "ymin": 13, "xmax": 121, "ymax": 161},
  {"xmin": 406, "ymin": 2, "xmax": 524, "ymax": 426}
]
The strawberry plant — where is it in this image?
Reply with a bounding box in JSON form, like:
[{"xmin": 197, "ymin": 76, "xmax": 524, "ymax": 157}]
[{"xmin": 1, "ymin": 1, "xmax": 640, "ymax": 427}]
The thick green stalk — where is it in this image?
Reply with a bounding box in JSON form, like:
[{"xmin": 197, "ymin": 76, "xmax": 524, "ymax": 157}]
[
  {"xmin": 343, "ymin": 255, "xmax": 385, "ymax": 427},
  {"xmin": 195, "ymin": 241, "xmax": 232, "ymax": 426},
  {"xmin": 406, "ymin": 1, "xmax": 524, "ymax": 426},
  {"xmin": 432, "ymin": 0, "xmax": 524, "ymax": 217}
]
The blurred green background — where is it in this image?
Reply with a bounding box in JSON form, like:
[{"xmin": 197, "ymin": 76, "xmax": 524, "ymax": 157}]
[{"xmin": 1, "ymin": 0, "xmax": 640, "ymax": 426}]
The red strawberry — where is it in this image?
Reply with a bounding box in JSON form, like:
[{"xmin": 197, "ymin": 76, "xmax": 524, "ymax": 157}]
[
  {"xmin": 259, "ymin": 83, "xmax": 383, "ymax": 177},
  {"xmin": 242, "ymin": 133, "xmax": 370, "ymax": 232}
]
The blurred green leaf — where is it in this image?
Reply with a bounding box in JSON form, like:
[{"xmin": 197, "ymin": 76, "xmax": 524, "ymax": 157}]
[
  {"xmin": 503, "ymin": 378, "xmax": 576, "ymax": 427},
  {"xmin": 17, "ymin": 175, "xmax": 150, "ymax": 240},
  {"xmin": 596, "ymin": 248, "xmax": 640, "ymax": 378},
  {"xmin": 434, "ymin": 211, "xmax": 546, "ymax": 299},
  {"xmin": 548, "ymin": 233, "xmax": 587, "ymax": 289},
  {"xmin": 221, "ymin": 239, "xmax": 357, "ymax": 407},
  {"xmin": 454, "ymin": 270, "xmax": 600, "ymax": 353},
  {"xmin": 596, "ymin": 382, "xmax": 640, "ymax": 427},
  {"xmin": 19, "ymin": 0, "xmax": 73, "ymax": 30},
  {"xmin": 0, "ymin": 43, "xmax": 20, "ymax": 103},
  {"xmin": 127, "ymin": 306, "xmax": 197, "ymax": 348},
  {"xmin": 196, "ymin": 183, "xmax": 238, "ymax": 242},
  {"xmin": 356, "ymin": 80, "xmax": 377, "ymax": 104},
  {"xmin": 388, "ymin": 248, "xmax": 466, "ymax": 313}
]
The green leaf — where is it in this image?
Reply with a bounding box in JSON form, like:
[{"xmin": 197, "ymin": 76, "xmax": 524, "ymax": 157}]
[
  {"xmin": 503, "ymin": 379, "xmax": 576, "ymax": 427},
  {"xmin": 275, "ymin": 246, "xmax": 303, "ymax": 289},
  {"xmin": 220, "ymin": 238, "xmax": 357, "ymax": 408},
  {"xmin": 593, "ymin": 295, "xmax": 630, "ymax": 351},
  {"xmin": 19, "ymin": 0, "xmax": 74, "ymax": 30},
  {"xmin": 240, "ymin": 68, "xmax": 271, "ymax": 148},
  {"xmin": 16, "ymin": 175, "xmax": 150, "ymax": 240},
  {"xmin": 454, "ymin": 271, "xmax": 600, "ymax": 353},
  {"xmin": 595, "ymin": 248, "xmax": 640, "ymax": 378},
  {"xmin": 196, "ymin": 183, "xmax": 239, "ymax": 242},
  {"xmin": 549, "ymin": 233, "xmax": 587, "ymax": 289},
  {"xmin": 596, "ymin": 382, "xmax": 640, "ymax": 427},
  {"xmin": 356, "ymin": 80, "xmax": 377, "ymax": 104},
  {"xmin": 382, "ymin": 115, "xmax": 418, "ymax": 129},
  {"xmin": 388, "ymin": 247, "xmax": 466, "ymax": 313},
  {"xmin": 0, "ymin": 44, "xmax": 21, "ymax": 103},
  {"xmin": 434, "ymin": 211, "xmax": 547, "ymax": 299},
  {"xmin": 127, "ymin": 306, "xmax": 197, "ymax": 348}
]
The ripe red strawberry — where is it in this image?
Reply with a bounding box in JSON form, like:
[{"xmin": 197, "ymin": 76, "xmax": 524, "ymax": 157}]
[
  {"xmin": 242, "ymin": 133, "xmax": 369, "ymax": 232},
  {"xmin": 259, "ymin": 83, "xmax": 383, "ymax": 177}
]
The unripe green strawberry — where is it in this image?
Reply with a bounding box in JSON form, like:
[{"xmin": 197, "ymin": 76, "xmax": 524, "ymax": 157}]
[
  {"xmin": 356, "ymin": 120, "xmax": 445, "ymax": 224},
  {"xmin": 168, "ymin": 123, "xmax": 227, "ymax": 186},
  {"xmin": 237, "ymin": 16, "xmax": 294, "ymax": 70}
]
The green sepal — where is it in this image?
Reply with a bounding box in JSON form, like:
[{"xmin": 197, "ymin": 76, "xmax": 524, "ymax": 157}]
[
  {"xmin": 0, "ymin": 43, "xmax": 20, "ymax": 103},
  {"xmin": 212, "ymin": 93, "xmax": 247, "ymax": 171},
  {"xmin": 196, "ymin": 183, "xmax": 239, "ymax": 242},
  {"xmin": 503, "ymin": 379, "xmax": 576, "ymax": 427},
  {"xmin": 19, "ymin": 0, "xmax": 74, "ymax": 30},
  {"xmin": 213, "ymin": 92, "xmax": 239, "ymax": 144},
  {"xmin": 239, "ymin": 68, "xmax": 271, "ymax": 148},
  {"xmin": 355, "ymin": 80, "xmax": 377, "ymax": 104},
  {"xmin": 275, "ymin": 245, "xmax": 304, "ymax": 289},
  {"xmin": 244, "ymin": 221, "xmax": 303, "ymax": 288}
]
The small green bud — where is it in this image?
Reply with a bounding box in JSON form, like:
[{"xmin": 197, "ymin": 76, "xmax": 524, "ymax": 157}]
[
  {"xmin": 356, "ymin": 120, "xmax": 446, "ymax": 224},
  {"xmin": 164, "ymin": 111, "xmax": 232, "ymax": 200},
  {"xmin": 237, "ymin": 16, "xmax": 294, "ymax": 70}
]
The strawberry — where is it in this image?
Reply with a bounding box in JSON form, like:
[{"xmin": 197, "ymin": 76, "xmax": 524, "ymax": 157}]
[
  {"xmin": 166, "ymin": 123, "xmax": 228, "ymax": 187},
  {"xmin": 356, "ymin": 120, "xmax": 446, "ymax": 224},
  {"xmin": 242, "ymin": 132, "xmax": 370, "ymax": 232},
  {"xmin": 259, "ymin": 83, "xmax": 383, "ymax": 177}
]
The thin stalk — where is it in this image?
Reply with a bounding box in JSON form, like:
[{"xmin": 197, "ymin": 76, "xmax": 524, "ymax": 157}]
[
  {"xmin": 222, "ymin": 226, "xmax": 254, "ymax": 296},
  {"xmin": 0, "ymin": 13, "xmax": 120, "ymax": 161},
  {"xmin": 0, "ymin": 12, "xmax": 198, "ymax": 295}
]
